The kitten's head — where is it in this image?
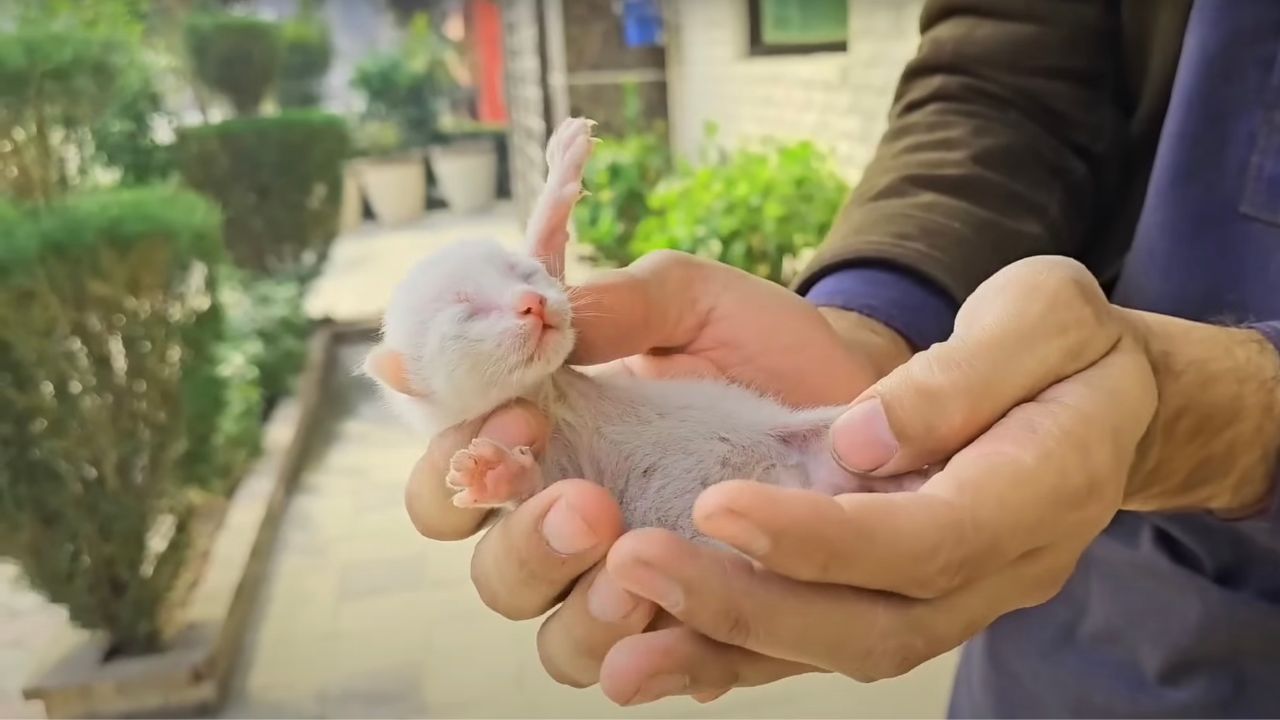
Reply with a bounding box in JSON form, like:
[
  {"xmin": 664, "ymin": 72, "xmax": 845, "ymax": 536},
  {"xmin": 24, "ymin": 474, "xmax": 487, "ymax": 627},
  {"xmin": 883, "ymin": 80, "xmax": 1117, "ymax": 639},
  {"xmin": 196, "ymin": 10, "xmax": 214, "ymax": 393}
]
[{"xmin": 363, "ymin": 239, "xmax": 575, "ymax": 424}]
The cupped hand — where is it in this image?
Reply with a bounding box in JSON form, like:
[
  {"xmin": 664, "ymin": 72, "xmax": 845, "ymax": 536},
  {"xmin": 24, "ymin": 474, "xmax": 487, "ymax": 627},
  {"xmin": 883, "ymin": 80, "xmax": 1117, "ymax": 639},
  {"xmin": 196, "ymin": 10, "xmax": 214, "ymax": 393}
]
[
  {"xmin": 597, "ymin": 256, "xmax": 1160, "ymax": 704},
  {"xmin": 403, "ymin": 250, "xmax": 907, "ymax": 691}
]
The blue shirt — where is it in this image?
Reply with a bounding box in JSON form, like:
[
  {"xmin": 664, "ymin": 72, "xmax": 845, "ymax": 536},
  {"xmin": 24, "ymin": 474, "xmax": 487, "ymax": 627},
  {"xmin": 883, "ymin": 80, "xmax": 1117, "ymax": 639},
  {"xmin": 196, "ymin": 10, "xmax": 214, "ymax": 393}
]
[{"xmin": 807, "ymin": 0, "xmax": 1280, "ymax": 715}]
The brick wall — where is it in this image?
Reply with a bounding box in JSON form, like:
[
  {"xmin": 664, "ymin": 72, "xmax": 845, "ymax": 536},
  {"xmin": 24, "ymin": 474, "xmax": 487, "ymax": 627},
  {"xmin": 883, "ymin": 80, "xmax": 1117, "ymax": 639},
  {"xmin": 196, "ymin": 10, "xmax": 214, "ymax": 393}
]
[{"xmin": 662, "ymin": 0, "xmax": 924, "ymax": 182}]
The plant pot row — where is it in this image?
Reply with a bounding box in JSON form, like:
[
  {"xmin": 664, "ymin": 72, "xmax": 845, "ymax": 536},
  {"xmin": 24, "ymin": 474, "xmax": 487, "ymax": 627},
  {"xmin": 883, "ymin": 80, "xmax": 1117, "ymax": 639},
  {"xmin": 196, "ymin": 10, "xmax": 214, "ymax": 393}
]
[{"xmin": 341, "ymin": 136, "xmax": 500, "ymax": 231}]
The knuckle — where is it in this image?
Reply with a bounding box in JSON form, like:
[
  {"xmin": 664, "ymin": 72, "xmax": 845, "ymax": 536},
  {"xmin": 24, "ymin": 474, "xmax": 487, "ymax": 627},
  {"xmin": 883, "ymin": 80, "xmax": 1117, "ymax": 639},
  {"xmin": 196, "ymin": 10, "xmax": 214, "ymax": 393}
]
[
  {"xmin": 909, "ymin": 504, "xmax": 975, "ymax": 598},
  {"xmin": 862, "ymin": 633, "xmax": 929, "ymax": 681},
  {"xmin": 536, "ymin": 619, "xmax": 596, "ymax": 688},
  {"xmin": 470, "ymin": 528, "xmax": 551, "ymax": 620},
  {"xmin": 716, "ymin": 605, "xmax": 756, "ymax": 648},
  {"xmin": 881, "ymin": 349, "xmax": 977, "ymax": 453}
]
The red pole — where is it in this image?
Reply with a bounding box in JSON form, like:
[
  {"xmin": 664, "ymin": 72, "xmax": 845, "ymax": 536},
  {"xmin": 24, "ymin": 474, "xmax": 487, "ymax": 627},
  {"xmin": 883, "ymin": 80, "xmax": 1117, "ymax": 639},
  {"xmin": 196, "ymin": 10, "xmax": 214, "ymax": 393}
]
[{"xmin": 469, "ymin": 0, "xmax": 508, "ymax": 124}]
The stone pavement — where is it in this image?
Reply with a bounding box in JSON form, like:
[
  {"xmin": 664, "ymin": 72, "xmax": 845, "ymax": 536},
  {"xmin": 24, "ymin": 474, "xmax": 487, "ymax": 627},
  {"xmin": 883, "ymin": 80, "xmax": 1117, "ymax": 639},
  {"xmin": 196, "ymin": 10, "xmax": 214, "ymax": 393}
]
[
  {"xmin": 224, "ymin": 205, "xmax": 960, "ymax": 718},
  {"xmin": 0, "ymin": 562, "xmax": 83, "ymax": 719}
]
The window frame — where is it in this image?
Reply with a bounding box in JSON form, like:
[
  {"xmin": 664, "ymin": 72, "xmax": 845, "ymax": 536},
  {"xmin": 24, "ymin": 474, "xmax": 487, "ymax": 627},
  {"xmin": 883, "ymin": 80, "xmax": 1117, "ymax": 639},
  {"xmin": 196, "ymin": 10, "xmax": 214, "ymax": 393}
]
[{"xmin": 747, "ymin": 0, "xmax": 848, "ymax": 56}]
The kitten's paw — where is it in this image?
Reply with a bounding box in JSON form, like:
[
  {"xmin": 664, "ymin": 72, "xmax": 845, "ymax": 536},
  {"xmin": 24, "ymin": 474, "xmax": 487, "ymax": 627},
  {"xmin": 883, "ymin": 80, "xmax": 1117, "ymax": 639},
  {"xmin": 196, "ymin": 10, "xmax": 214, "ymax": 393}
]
[
  {"xmin": 545, "ymin": 116, "xmax": 597, "ymax": 172},
  {"xmin": 446, "ymin": 439, "xmax": 543, "ymax": 509}
]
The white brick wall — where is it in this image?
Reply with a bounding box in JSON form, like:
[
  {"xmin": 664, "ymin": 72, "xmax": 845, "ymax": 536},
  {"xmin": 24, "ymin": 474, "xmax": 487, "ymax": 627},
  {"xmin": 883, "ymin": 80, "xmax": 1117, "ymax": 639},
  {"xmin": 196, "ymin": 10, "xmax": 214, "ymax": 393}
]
[{"xmin": 662, "ymin": 0, "xmax": 924, "ymax": 182}]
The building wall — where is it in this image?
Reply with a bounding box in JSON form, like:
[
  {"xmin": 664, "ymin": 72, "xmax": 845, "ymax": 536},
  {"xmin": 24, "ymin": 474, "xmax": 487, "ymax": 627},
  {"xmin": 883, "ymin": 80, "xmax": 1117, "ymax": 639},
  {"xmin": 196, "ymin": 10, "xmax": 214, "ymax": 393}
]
[
  {"xmin": 502, "ymin": 0, "xmax": 550, "ymax": 222},
  {"xmin": 662, "ymin": 0, "xmax": 924, "ymax": 182}
]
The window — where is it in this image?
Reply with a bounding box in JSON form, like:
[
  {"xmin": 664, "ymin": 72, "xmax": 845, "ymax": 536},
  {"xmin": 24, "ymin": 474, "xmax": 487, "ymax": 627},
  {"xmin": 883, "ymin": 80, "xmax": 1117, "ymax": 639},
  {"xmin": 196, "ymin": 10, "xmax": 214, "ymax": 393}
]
[{"xmin": 748, "ymin": 0, "xmax": 848, "ymax": 55}]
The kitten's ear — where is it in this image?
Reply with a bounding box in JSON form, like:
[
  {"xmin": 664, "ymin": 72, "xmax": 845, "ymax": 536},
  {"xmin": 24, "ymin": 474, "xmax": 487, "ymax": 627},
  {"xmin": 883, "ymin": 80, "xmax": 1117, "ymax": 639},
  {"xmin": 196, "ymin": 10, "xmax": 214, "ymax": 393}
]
[{"xmin": 362, "ymin": 344, "xmax": 423, "ymax": 398}]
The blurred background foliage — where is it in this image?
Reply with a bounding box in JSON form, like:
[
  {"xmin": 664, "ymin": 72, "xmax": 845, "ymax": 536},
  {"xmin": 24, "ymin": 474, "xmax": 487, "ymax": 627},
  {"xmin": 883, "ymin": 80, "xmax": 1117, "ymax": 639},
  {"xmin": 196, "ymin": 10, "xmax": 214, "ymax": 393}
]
[
  {"xmin": 0, "ymin": 0, "xmax": 329, "ymax": 655},
  {"xmin": 574, "ymin": 86, "xmax": 849, "ymax": 285}
]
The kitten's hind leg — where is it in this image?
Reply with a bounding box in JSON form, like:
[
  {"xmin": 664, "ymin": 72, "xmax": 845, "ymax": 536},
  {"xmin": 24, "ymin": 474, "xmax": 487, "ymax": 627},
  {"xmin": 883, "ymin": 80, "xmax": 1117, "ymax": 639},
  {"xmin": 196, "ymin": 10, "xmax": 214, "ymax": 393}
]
[
  {"xmin": 525, "ymin": 117, "xmax": 597, "ymax": 280},
  {"xmin": 447, "ymin": 439, "xmax": 545, "ymax": 509}
]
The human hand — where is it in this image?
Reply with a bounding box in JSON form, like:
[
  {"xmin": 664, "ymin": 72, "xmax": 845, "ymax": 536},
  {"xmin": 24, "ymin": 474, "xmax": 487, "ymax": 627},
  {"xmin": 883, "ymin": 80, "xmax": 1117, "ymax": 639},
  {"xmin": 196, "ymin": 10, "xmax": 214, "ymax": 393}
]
[
  {"xmin": 403, "ymin": 251, "xmax": 913, "ymax": 691},
  {"xmin": 596, "ymin": 256, "xmax": 1168, "ymax": 703}
]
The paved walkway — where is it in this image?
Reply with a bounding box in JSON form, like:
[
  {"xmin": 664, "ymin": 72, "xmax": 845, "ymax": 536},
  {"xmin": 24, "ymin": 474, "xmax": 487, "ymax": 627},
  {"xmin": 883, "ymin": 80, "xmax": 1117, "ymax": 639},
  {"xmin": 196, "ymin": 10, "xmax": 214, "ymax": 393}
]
[
  {"xmin": 225, "ymin": 206, "xmax": 959, "ymax": 717},
  {"xmin": 0, "ymin": 562, "xmax": 83, "ymax": 719}
]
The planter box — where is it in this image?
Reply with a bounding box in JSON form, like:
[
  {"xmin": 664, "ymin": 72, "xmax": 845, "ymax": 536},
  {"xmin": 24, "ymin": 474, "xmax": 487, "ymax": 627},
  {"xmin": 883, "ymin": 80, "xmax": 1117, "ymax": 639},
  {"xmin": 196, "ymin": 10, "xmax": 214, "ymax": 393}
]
[
  {"xmin": 350, "ymin": 153, "xmax": 427, "ymax": 226},
  {"xmin": 428, "ymin": 138, "xmax": 499, "ymax": 214},
  {"xmin": 21, "ymin": 326, "xmax": 340, "ymax": 720}
]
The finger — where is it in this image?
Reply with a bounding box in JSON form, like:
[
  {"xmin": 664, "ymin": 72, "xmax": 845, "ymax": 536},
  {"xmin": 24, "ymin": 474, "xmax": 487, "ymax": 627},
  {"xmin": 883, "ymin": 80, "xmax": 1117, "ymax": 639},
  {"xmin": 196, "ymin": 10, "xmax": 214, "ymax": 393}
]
[
  {"xmin": 566, "ymin": 250, "xmax": 720, "ymax": 366},
  {"xmin": 608, "ymin": 529, "xmax": 1080, "ymax": 683},
  {"xmin": 405, "ymin": 400, "xmax": 549, "ymax": 540},
  {"xmin": 598, "ymin": 626, "xmax": 819, "ymax": 706},
  {"xmin": 536, "ymin": 564, "xmax": 658, "ymax": 688},
  {"xmin": 694, "ymin": 481, "xmax": 980, "ymax": 599},
  {"xmin": 606, "ymin": 528, "xmax": 912, "ymax": 678},
  {"xmin": 471, "ymin": 478, "xmax": 624, "ymax": 620},
  {"xmin": 831, "ymin": 256, "xmax": 1121, "ymax": 476},
  {"xmin": 699, "ymin": 337, "xmax": 1155, "ymax": 600}
]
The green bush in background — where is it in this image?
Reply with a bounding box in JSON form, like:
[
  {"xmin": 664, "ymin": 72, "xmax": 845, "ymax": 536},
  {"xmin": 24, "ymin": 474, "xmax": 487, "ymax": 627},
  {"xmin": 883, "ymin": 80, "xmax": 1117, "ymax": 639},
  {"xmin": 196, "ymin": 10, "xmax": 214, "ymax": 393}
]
[
  {"xmin": 0, "ymin": 3, "xmax": 176, "ymax": 200},
  {"xmin": 573, "ymin": 128, "xmax": 671, "ymax": 266},
  {"xmin": 631, "ymin": 134, "xmax": 850, "ymax": 285},
  {"xmin": 352, "ymin": 13, "xmax": 456, "ymax": 149},
  {"xmin": 0, "ymin": 187, "xmax": 225, "ymax": 654},
  {"xmin": 176, "ymin": 111, "xmax": 350, "ymax": 274},
  {"xmin": 209, "ymin": 266, "xmax": 310, "ymax": 482},
  {"xmin": 0, "ymin": 25, "xmax": 132, "ymax": 202},
  {"xmin": 278, "ymin": 15, "xmax": 332, "ymax": 109},
  {"xmin": 185, "ymin": 13, "xmax": 282, "ymax": 116}
]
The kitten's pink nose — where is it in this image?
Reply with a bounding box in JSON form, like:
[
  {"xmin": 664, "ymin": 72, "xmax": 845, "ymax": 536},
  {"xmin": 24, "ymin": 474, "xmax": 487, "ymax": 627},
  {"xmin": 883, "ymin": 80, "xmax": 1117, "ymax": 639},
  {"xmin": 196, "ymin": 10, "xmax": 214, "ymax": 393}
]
[{"xmin": 515, "ymin": 291, "xmax": 547, "ymax": 321}]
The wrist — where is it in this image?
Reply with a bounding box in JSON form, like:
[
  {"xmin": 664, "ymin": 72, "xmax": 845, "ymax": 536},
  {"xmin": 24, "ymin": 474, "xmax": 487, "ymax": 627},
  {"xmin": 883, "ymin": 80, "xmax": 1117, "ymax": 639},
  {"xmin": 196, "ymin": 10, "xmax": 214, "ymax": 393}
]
[
  {"xmin": 818, "ymin": 307, "xmax": 914, "ymax": 381},
  {"xmin": 1120, "ymin": 308, "xmax": 1280, "ymax": 515}
]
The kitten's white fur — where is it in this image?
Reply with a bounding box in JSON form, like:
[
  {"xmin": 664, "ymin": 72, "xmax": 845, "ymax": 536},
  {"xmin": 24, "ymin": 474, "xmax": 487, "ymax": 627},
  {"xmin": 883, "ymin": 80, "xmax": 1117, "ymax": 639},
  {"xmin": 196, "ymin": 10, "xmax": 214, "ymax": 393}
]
[{"xmin": 364, "ymin": 118, "xmax": 908, "ymax": 541}]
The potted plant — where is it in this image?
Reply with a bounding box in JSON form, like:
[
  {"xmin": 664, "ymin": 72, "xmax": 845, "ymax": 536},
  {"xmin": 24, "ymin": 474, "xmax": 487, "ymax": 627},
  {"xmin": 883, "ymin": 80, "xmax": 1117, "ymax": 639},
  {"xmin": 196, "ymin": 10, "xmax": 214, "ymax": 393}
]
[
  {"xmin": 429, "ymin": 119, "xmax": 504, "ymax": 214},
  {"xmin": 348, "ymin": 13, "xmax": 450, "ymax": 225},
  {"xmin": 347, "ymin": 117, "xmax": 426, "ymax": 226}
]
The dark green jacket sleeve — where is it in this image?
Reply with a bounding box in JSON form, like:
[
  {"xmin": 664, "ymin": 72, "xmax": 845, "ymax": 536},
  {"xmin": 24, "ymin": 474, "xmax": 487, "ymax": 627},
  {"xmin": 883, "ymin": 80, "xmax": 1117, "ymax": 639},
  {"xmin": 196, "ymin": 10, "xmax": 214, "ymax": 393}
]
[{"xmin": 794, "ymin": 0, "xmax": 1127, "ymax": 302}]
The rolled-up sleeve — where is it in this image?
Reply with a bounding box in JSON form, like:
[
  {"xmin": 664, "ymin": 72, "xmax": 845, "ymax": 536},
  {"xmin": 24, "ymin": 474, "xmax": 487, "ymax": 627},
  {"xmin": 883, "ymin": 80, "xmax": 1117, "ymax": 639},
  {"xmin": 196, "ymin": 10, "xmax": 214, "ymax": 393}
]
[{"xmin": 804, "ymin": 263, "xmax": 957, "ymax": 351}]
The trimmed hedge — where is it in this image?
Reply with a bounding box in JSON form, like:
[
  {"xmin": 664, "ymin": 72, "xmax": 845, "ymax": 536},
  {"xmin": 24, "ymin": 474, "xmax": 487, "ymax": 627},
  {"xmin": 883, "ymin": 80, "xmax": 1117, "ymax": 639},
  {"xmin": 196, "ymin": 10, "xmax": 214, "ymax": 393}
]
[
  {"xmin": 185, "ymin": 13, "xmax": 281, "ymax": 116},
  {"xmin": 176, "ymin": 111, "xmax": 350, "ymax": 274},
  {"xmin": 0, "ymin": 25, "xmax": 133, "ymax": 202},
  {"xmin": 278, "ymin": 17, "xmax": 332, "ymax": 109},
  {"xmin": 0, "ymin": 187, "xmax": 225, "ymax": 654}
]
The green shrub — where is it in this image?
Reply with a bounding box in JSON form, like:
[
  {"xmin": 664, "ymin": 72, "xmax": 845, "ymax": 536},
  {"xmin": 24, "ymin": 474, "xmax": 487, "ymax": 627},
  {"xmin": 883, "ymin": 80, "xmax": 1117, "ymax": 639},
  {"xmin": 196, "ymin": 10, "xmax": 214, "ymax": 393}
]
[
  {"xmin": 208, "ymin": 266, "xmax": 309, "ymax": 482},
  {"xmin": 185, "ymin": 13, "xmax": 281, "ymax": 116},
  {"xmin": 217, "ymin": 265, "xmax": 310, "ymax": 404},
  {"xmin": 278, "ymin": 16, "xmax": 331, "ymax": 109},
  {"xmin": 573, "ymin": 128, "xmax": 671, "ymax": 266},
  {"xmin": 0, "ymin": 6, "xmax": 176, "ymax": 201},
  {"xmin": 352, "ymin": 13, "xmax": 456, "ymax": 149},
  {"xmin": 0, "ymin": 187, "xmax": 225, "ymax": 654},
  {"xmin": 631, "ymin": 137, "xmax": 850, "ymax": 285},
  {"xmin": 0, "ymin": 25, "xmax": 133, "ymax": 202},
  {"xmin": 176, "ymin": 111, "xmax": 350, "ymax": 274}
]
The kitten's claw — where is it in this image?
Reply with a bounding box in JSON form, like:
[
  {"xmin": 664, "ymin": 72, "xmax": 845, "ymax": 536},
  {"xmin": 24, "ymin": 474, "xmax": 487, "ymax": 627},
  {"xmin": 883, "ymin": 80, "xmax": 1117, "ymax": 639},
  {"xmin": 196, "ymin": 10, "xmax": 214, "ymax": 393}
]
[{"xmin": 445, "ymin": 440, "xmax": 543, "ymax": 509}]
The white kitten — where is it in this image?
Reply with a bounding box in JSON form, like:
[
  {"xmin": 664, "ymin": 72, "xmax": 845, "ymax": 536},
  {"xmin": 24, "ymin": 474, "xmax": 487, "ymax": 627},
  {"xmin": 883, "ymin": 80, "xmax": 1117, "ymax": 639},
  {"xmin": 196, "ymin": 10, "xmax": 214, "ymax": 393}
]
[{"xmin": 363, "ymin": 118, "xmax": 922, "ymax": 541}]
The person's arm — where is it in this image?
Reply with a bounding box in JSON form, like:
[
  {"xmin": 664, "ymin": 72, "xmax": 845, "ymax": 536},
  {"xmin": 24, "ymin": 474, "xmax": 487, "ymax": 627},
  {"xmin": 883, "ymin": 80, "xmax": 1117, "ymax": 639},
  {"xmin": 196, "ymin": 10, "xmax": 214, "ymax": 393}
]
[
  {"xmin": 1122, "ymin": 315, "xmax": 1280, "ymax": 520},
  {"xmin": 795, "ymin": 0, "xmax": 1127, "ymax": 302}
]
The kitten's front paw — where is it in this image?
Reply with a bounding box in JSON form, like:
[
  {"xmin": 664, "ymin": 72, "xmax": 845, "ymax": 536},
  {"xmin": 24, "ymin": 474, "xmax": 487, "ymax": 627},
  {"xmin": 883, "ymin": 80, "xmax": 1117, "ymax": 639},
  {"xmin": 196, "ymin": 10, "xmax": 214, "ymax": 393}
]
[
  {"xmin": 446, "ymin": 439, "xmax": 543, "ymax": 509},
  {"xmin": 545, "ymin": 116, "xmax": 598, "ymax": 177}
]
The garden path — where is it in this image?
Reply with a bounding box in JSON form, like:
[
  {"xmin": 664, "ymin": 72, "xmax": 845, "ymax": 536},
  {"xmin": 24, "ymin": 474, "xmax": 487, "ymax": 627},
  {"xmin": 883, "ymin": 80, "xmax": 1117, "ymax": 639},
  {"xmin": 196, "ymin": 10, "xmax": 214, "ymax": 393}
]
[{"xmin": 220, "ymin": 204, "xmax": 960, "ymax": 718}]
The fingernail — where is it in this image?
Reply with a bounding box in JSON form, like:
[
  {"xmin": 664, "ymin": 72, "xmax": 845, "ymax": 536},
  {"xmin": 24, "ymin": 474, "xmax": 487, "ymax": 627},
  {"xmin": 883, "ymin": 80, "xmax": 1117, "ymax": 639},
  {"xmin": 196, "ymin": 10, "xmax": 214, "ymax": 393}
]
[
  {"xmin": 704, "ymin": 510, "xmax": 770, "ymax": 556},
  {"xmin": 626, "ymin": 674, "xmax": 689, "ymax": 706},
  {"xmin": 587, "ymin": 571, "xmax": 639, "ymax": 623},
  {"xmin": 617, "ymin": 561, "xmax": 684, "ymax": 612},
  {"xmin": 830, "ymin": 397, "xmax": 898, "ymax": 473},
  {"xmin": 541, "ymin": 499, "xmax": 597, "ymax": 555}
]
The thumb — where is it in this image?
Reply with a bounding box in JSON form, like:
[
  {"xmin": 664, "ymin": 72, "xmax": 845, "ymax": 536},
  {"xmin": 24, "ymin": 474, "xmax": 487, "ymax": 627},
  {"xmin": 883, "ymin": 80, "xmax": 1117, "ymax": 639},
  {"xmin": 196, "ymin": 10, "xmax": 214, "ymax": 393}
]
[
  {"xmin": 567, "ymin": 251, "xmax": 718, "ymax": 366},
  {"xmin": 830, "ymin": 256, "xmax": 1122, "ymax": 476}
]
